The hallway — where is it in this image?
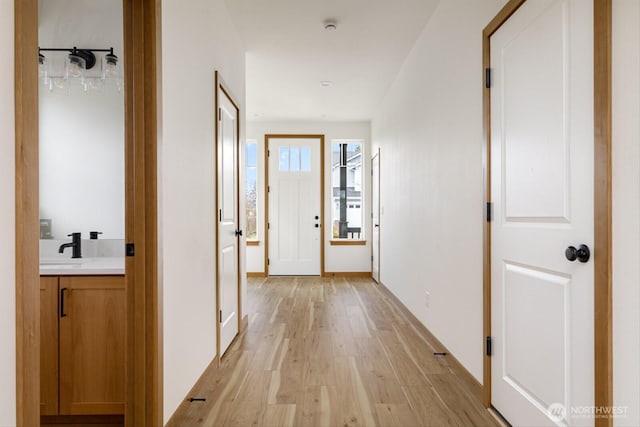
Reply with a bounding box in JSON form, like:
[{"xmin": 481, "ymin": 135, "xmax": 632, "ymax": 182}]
[{"xmin": 167, "ymin": 277, "xmax": 499, "ymax": 427}]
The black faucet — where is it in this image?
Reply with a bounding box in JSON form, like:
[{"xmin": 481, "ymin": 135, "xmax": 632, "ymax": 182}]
[{"xmin": 58, "ymin": 232, "xmax": 82, "ymax": 258}]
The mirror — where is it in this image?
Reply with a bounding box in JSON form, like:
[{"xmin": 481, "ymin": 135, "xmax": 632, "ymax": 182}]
[{"xmin": 38, "ymin": 0, "xmax": 124, "ymax": 240}]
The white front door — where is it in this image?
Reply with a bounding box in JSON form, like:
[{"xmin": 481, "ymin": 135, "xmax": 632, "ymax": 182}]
[
  {"xmin": 371, "ymin": 150, "xmax": 380, "ymax": 283},
  {"xmin": 490, "ymin": 1, "xmax": 594, "ymax": 426},
  {"xmin": 267, "ymin": 136, "xmax": 322, "ymax": 275},
  {"xmin": 217, "ymin": 85, "xmax": 240, "ymax": 356}
]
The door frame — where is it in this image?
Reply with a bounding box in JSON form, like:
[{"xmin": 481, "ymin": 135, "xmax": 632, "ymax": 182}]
[
  {"xmin": 14, "ymin": 1, "xmax": 161, "ymax": 425},
  {"xmin": 371, "ymin": 148, "xmax": 380, "ymax": 283},
  {"xmin": 481, "ymin": 1, "xmax": 613, "ymax": 426},
  {"xmin": 214, "ymin": 71, "xmax": 243, "ymax": 359},
  {"xmin": 264, "ymin": 134, "xmax": 325, "ymax": 276}
]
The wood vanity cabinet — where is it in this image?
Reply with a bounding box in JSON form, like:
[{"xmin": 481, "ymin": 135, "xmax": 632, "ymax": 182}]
[{"xmin": 40, "ymin": 275, "xmax": 125, "ymax": 416}]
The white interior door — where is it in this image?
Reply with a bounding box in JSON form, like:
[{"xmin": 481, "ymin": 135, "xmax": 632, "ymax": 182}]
[
  {"xmin": 490, "ymin": 1, "xmax": 594, "ymax": 426},
  {"xmin": 371, "ymin": 150, "xmax": 380, "ymax": 283},
  {"xmin": 268, "ymin": 137, "xmax": 321, "ymax": 275},
  {"xmin": 217, "ymin": 87, "xmax": 239, "ymax": 356}
]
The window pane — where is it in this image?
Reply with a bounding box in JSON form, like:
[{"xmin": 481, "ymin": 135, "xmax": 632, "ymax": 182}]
[
  {"xmin": 246, "ymin": 141, "xmax": 257, "ymax": 167},
  {"xmin": 290, "ymin": 146, "xmax": 300, "ymax": 171},
  {"xmin": 245, "ymin": 141, "xmax": 258, "ymax": 240},
  {"xmin": 301, "ymin": 147, "xmax": 310, "ymax": 171},
  {"xmin": 279, "ymin": 147, "xmax": 289, "ymax": 171},
  {"xmin": 331, "ymin": 141, "xmax": 364, "ymax": 239}
]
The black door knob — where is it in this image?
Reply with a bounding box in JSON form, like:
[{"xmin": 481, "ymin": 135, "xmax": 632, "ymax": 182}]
[
  {"xmin": 565, "ymin": 244, "xmax": 590, "ymax": 263},
  {"xmin": 314, "ymin": 216, "xmax": 319, "ymax": 220},
  {"xmin": 235, "ymin": 229, "xmax": 243, "ymax": 237},
  {"xmin": 315, "ymin": 224, "xmax": 319, "ymax": 228}
]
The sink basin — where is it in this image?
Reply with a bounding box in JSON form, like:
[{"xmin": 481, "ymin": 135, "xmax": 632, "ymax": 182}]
[{"xmin": 40, "ymin": 258, "xmax": 85, "ymax": 266}]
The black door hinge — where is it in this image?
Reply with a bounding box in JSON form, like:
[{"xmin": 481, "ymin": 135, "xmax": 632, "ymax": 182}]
[
  {"xmin": 268, "ymin": 185, "xmax": 270, "ymax": 193},
  {"xmin": 485, "ymin": 68, "xmax": 491, "ymax": 89},
  {"xmin": 371, "ymin": 255, "xmax": 374, "ymax": 262},
  {"xmin": 219, "ymin": 209, "xmax": 222, "ymax": 222},
  {"xmin": 486, "ymin": 336, "xmax": 492, "ymax": 356},
  {"xmin": 126, "ymin": 243, "xmax": 135, "ymax": 257},
  {"xmin": 218, "ymin": 107, "xmax": 222, "ymax": 121},
  {"xmin": 267, "ymin": 258, "xmax": 270, "ymax": 265},
  {"xmin": 219, "ymin": 310, "xmax": 222, "ymax": 323},
  {"xmin": 486, "ymin": 202, "xmax": 493, "ymax": 222},
  {"xmin": 268, "ymin": 149, "xmax": 270, "ymax": 157}
]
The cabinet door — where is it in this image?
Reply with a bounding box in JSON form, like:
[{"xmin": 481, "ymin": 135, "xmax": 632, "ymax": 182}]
[
  {"xmin": 59, "ymin": 276, "xmax": 125, "ymax": 415},
  {"xmin": 40, "ymin": 277, "xmax": 59, "ymax": 415}
]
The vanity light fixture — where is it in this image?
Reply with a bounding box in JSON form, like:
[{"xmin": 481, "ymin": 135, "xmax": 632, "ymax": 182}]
[{"xmin": 38, "ymin": 46, "xmax": 119, "ymax": 79}]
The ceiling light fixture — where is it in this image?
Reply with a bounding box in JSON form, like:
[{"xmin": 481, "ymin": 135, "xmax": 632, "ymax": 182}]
[{"xmin": 323, "ymin": 20, "xmax": 337, "ymax": 31}]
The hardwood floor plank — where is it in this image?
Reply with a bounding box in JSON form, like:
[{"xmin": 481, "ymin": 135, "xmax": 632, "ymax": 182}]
[
  {"xmin": 402, "ymin": 385, "xmax": 458, "ymax": 427},
  {"xmin": 333, "ymin": 356, "xmax": 372, "ymax": 427},
  {"xmin": 262, "ymin": 404, "xmax": 296, "ymax": 427},
  {"xmin": 428, "ymin": 373, "xmax": 498, "ymax": 427},
  {"xmin": 299, "ymin": 385, "xmax": 340, "ymax": 427},
  {"xmin": 167, "ymin": 276, "xmax": 499, "ymax": 427},
  {"xmin": 356, "ymin": 337, "xmax": 395, "ymax": 375},
  {"xmin": 377, "ymin": 330, "xmax": 431, "ymax": 387},
  {"xmin": 222, "ymin": 370, "xmax": 272, "ymax": 427},
  {"xmin": 392, "ymin": 323, "xmax": 448, "ymax": 376},
  {"xmin": 347, "ymin": 305, "xmax": 373, "ymax": 338},
  {"xmin": 374, "ymin": 403, "xmax": 421, "ymax": 427},
  {"xmin": 359, "ymin": 369, "xmax": 407, "ymax": 405}
]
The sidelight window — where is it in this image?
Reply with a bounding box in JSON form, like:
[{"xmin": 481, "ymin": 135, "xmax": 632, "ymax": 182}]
[
  {"xmin": 246, "ymin": 140, "xmax": 258, "ymax": 239},
  {"xmin": 331, "ymin": 140, "xmax": 364, "ymax": 239}
]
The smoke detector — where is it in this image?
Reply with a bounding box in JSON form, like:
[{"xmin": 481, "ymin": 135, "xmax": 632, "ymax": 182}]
[{"xmin": 324, "ymin": 20, "xmax": 337, "ymax": 31}]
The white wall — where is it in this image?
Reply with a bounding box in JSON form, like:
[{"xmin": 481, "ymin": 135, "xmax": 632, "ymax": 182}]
[
  {"xmin": 161, "ymin": 0, "xmax": 246, "ymax": 422},
  {"xmin": 613, "ymin": 0, "xmax": 640, "ymax": 425},
  {"xmin": 246, "ymin": 120, "xmax": 372, "ymax": 274},
  {"xmin": 0, "ymin": 0, "xmax": 16, "ymax": 424},
  {"xmin": 371, "ymin": 0, "xmax": 506, "ymax": 382}
]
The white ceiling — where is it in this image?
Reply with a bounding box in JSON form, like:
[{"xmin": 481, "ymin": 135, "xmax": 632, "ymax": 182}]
[{"xmin": 224, "ymin": 0, "xmax": 439, "ymax": 122}]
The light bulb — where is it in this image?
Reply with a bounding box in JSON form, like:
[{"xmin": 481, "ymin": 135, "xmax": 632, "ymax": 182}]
[
  {"xmin": 67, "ymin": 52, "xmax": 85, "ymax": 78},
  {"xmin": 88, "ymin": 78, "xmax": 104, "ymax": 92},
  {"xmin": 105, "ymin": 62, "xmax": 117, "ymax": 77},
  {"xmin": 53, "ymin": 77, "xmax": 67, "ymax": 91},
  {"xmin": 39, "ymin": 53, "xmax": 50, "ymax": 85},
  {"xmin": 103, "ymin": 50, "xmax": 118, "ymax": 78}
]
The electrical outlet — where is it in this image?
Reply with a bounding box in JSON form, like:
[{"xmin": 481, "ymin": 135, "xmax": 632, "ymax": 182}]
[{"xmin": 425, "ymin": 291, "xmax": 430, "ymax": 308}]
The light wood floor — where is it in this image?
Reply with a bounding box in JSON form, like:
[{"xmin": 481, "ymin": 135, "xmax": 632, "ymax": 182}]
[{"xmin": 166, "ymin": 276, "xmax": 499, "ymax": 427}]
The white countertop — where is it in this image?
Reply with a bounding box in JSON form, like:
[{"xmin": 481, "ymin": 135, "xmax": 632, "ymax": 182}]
[{"xmin": 40, "ymin": 257, "xmax": 125, "ymax": 276}]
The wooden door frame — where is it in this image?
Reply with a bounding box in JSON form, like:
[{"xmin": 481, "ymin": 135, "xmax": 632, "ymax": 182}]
[
  {"xmin": 14, "ymin": 1, "xmax": 161, "ymax": 425},
  {"xmin": 481, "ymin": 1, "xmax": 613, "ymax": 426},
  {"xmin": 264, "ymin": 134, "xmax": 325, "ymax": 276},
  {"xmin": 214, "ymin": 71, "xmax": 244, "ymax": 359},
  {"xmin": 371, "ymin": 148, "xmax": 380, "ymax": 283}
]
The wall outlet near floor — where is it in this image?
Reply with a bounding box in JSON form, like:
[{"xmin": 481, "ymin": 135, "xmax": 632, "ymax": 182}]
[{"xmin": 425, "ymin": 291, "xmax": 430, "ymax": 308}]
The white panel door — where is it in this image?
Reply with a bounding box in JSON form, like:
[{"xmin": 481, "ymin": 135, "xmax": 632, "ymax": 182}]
[
  {"xmin": 268, "ymin": 138, "xmax": 321, "ymax": 275},
  {"xmin": 490, "ymin": 1, "xmax": 594, "ymax": 426},
  {"xmin": 371, "ymin": 150, "xmax": 380, "ymax": 283},
  {"xmin": 217, "ymin": 88, "xmax": 239, "ymax": 356}
]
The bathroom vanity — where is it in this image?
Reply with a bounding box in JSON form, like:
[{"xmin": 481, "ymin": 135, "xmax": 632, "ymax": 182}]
[{"xmin": 40, "ymin": 258, "xmax": 125, "ymax": 416}]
